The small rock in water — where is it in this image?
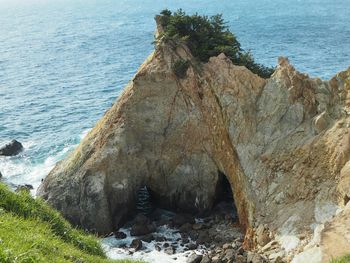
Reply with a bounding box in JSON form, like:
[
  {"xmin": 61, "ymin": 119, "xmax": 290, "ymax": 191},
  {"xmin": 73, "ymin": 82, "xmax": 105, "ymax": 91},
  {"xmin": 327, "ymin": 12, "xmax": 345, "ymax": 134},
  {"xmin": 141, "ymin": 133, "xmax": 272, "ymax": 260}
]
[
  {"xmin": 0, "ymin": 140, "xmax": 23, "ymax": 156},
  {"xmin": 140, "ymin": 234, "xmax": 154, "ymax": 243},
  {"xmin": 130, "ymin": 239, "xmax": 142, "ymax": 251},
  {"xmin": 0, "ymin": 171, "xmax": 2, "ymax": 178},
  {"xmin": 114, "ymin": 231, "xmax": 127, "ymax": 239},
  {"xmin": 163, "ymin": 242, "xmax": 170, "ymax": 248},
  {"xmin": 187, "ymin": 243, "xmax": 198, "ymax": 250},
  {"xmin": 164, "ymin": 246, "xmax": 176, "ymax": 255},
  {"xmin": 155, "ymin": 245, "xmax": 161, "ymax": 251},
  {"xmin": 182, "ymin": 237, "xmax": 190, "ymax": 244},
  {"xmin": 186, "ymin": 253, "xmax": 203, "ymax": 263}
]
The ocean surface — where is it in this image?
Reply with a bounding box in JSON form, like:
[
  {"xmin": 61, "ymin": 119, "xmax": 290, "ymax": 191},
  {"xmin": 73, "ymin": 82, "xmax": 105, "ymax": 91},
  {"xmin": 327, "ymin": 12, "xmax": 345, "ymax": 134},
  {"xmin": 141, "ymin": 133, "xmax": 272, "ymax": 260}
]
[{"xmin": 0, "ymin": 0, "xmax": 349, "ymax": 194}]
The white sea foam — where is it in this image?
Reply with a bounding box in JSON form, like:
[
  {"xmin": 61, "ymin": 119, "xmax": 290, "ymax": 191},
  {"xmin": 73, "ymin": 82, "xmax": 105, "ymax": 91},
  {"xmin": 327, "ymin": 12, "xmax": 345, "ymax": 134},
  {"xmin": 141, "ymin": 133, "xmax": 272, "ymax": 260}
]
[
  {"xmin": 0, "ymin": 144, "xmax": 73, "ymax": 193},
  {"xmin": 0, "ymin": 129, "xmax": 90, "ymax": 193},
  {"xmin": 102, "ymin": 225, "xmax": 206, "ymax": 263}
]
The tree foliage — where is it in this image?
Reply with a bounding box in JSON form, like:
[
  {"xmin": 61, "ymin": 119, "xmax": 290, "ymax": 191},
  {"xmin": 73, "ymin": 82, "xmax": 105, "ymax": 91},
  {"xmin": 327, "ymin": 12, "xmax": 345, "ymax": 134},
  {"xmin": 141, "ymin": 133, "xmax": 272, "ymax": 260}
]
[
  {"xmin": 172, "ymin": 58, "xmax": 190, "ymax": 78},
  {"xmin": 158, "ymin": 9, "xmax": 274, "ymax": 78}
]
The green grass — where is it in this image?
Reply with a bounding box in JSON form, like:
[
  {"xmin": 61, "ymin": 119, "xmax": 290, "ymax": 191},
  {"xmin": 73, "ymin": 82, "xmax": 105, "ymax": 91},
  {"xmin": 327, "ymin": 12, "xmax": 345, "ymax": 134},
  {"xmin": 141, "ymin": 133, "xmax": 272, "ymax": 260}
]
[
  {"xmin": 0, "ymin": 183, "xmax": 142, "ymax": 263},
  {"xmin": 330, "ymin": 254, "xmax": 350, "ymax": 263}
]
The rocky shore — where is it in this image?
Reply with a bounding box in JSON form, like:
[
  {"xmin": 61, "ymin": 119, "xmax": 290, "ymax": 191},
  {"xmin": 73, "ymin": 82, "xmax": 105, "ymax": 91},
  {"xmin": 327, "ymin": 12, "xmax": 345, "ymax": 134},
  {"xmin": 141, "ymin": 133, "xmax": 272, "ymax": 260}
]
[
  {"xmin": 104, "ymin": 201, "xmax": 254, "ymax": 263},
  {"xmin": 106, "ymin": 204, "xmax": 294, "ymax": 263}
]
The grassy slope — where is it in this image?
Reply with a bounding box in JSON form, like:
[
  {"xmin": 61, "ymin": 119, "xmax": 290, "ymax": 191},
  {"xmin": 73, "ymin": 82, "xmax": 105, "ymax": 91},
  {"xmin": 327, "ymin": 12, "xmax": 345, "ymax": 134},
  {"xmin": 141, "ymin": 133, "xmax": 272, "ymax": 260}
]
[
  {"xmin": 330, "ymin": 255, "xmax": 350, "ymax": 263},
  {"xmin": 0, "ymin": 183, "xmax": 141, "ymax": 263}
]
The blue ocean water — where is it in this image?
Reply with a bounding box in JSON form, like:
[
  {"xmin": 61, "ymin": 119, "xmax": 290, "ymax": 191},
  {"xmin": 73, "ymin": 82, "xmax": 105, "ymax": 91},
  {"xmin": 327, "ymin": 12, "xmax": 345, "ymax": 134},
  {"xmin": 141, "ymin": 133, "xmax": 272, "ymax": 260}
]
[{"xmin": 0, "ymin": 0, "xmax": 349, "ymax": 189}]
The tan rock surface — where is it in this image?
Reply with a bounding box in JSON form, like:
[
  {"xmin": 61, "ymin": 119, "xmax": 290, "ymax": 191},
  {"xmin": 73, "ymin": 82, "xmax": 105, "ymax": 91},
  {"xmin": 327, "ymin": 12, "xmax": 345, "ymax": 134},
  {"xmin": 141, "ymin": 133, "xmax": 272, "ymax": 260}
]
[{"xmin": 321, "ymin": 207, "xmax": 350, "ymax": 263}]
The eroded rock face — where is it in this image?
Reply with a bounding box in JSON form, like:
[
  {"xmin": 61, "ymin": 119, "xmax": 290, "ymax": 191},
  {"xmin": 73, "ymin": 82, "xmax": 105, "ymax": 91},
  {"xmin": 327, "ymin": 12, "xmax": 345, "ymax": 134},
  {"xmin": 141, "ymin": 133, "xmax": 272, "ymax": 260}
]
[{"xmin": 38, "ymin": 21, "xmax": 350, "ymax": 261}]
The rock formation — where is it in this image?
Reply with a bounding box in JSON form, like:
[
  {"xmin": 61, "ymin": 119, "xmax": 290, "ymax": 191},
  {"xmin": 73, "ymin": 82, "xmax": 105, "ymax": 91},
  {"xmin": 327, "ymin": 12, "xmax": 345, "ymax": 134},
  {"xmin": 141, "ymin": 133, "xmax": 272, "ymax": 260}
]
[
  {"xmin": 0, "ymin": 139, "xmax": 23, "ymax": 156},
  {"xmin": 38, "ymin": 20, "xmax": 350, "ymax": 261}
]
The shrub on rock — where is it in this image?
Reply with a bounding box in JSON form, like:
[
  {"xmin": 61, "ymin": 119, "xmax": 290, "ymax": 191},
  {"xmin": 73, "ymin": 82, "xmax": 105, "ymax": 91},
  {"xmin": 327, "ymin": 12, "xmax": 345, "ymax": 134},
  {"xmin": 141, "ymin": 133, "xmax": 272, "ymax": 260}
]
[{"xmin": 157, "ymin": 9, "xmax": 275, "ymax": 78}]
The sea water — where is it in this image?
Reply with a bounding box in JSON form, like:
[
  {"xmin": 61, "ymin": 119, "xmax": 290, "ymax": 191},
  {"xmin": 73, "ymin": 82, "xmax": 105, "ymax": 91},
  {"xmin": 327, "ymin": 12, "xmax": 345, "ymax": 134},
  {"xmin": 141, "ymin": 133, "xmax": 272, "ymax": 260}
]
[{"xmin": 0, "ymin": 0, "xmax": 349, "ymax": 261}]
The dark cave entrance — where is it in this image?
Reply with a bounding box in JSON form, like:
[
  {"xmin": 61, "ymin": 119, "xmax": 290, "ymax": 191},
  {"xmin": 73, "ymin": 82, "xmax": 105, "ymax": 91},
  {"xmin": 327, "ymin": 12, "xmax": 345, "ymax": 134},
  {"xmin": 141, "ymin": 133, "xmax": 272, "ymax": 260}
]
[
  {"xmin": 133, "ymin": 171, "xmax": 238, "ymax": 222},
  {"xmin": 214, "ymin": 171, "xmax": 238, "ymax": 221}
]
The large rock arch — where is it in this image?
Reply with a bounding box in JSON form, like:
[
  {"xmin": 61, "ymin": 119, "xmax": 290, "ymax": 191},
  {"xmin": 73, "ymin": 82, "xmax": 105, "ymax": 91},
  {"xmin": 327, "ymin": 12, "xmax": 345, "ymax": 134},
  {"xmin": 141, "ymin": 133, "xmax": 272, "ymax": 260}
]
[
  {"xmin": 37, "ymin": 39, "xmax": 258, "ymax": 234},
  {"xmin": 38, "ymin": 20, "xmax": 350, "ymax": 260}
]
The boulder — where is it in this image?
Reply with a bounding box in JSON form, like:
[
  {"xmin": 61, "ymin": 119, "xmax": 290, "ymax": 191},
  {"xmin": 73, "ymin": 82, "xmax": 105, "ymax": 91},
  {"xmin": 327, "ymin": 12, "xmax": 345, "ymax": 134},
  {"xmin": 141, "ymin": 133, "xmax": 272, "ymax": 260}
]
[
  {"xmin": 130, "ymin": 223, "xmax": 155, "ymax": 236},
  {"xmin": 140, "ymin": 234, "xmax": 154, "ymax": 243},
  {"xmin": 224, "ymin": 248, "xmax": 235, "ymax": 260},
  {"xmin": 196, "ymin": 231, "xmax": 211, "ymax": 245},
  {"xmin": 130, "ymin": 239, "xmax": 142, "ymax": 251},
  {"xmin": 164, "ymin": 246, "xmax": 176, "ymax": 255},
  {"xmin": 192, "ymin": 223, "xmax": 205, "ymax": 230},
  {"xmin": 247, "ymin": 251, "xmax": 265, "ymax": 263},
  {"xmin": 200, "ymin": 255, "xmax": 211, "ymax": 263},
  {"xmin": 155, "ymin": 245, "xmax": 161, "ymax": 251},
  {"xmin": 133, "ymin": 213, "xmax": 150, "ymax": 225},
  {"xmin": 179, "ymin": 222, "xmax": 193, "ymax": 233},
  {"xmin": 187, "ymin": 243, "xmax": 198, "ymax": 250},
  {"xmin": 255, "ymin": 225, "xmax": 270, "ymax": 247},
  {"xmin": 0, "ymin": 140, "xmax": 23, "ymax": 156},
  {"xmin": 187, "ymin": 253, "xmax": 203, "ymax": 263},
  {"xmin": 173, "ymin": 214, "xmax": 195, "ymax": 227}
]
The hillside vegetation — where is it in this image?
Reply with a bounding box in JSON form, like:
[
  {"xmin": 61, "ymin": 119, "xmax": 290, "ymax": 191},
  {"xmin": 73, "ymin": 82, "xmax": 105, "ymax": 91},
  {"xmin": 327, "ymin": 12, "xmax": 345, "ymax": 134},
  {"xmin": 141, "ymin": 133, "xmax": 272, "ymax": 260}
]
[
  {"xmin": 157, "ymin": 9, "xmax": 275, "ymax": 78},
  {"xmin": 0, "ymin": 183, "xmax": 140, "ymax": 263}
]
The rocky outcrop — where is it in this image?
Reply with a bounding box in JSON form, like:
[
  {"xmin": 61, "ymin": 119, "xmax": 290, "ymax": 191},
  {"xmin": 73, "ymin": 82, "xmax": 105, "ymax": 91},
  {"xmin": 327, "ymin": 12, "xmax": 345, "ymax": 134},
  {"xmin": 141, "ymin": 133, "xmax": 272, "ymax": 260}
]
[
  {"xmin": 38, "ymin": 21, "xmax": 350, "ymax": 261},
  {"xmin": 0, "ymin": 140, "xmax": 23, "ymax": 156}
]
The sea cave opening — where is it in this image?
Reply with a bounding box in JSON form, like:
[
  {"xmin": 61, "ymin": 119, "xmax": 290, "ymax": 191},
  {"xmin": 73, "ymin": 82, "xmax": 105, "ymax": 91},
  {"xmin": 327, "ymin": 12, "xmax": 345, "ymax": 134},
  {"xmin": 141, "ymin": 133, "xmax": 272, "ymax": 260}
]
[
  {"xmin": 115, "ymin": 172, "xmax": 242, "ymax": 256},
  {"xmin": 131, "ymin": 170, "xmax": 238, "ymax": 225},
  {"xmin": 214, "ymin": 170, "xmax": 238, "ymax": 221}
]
